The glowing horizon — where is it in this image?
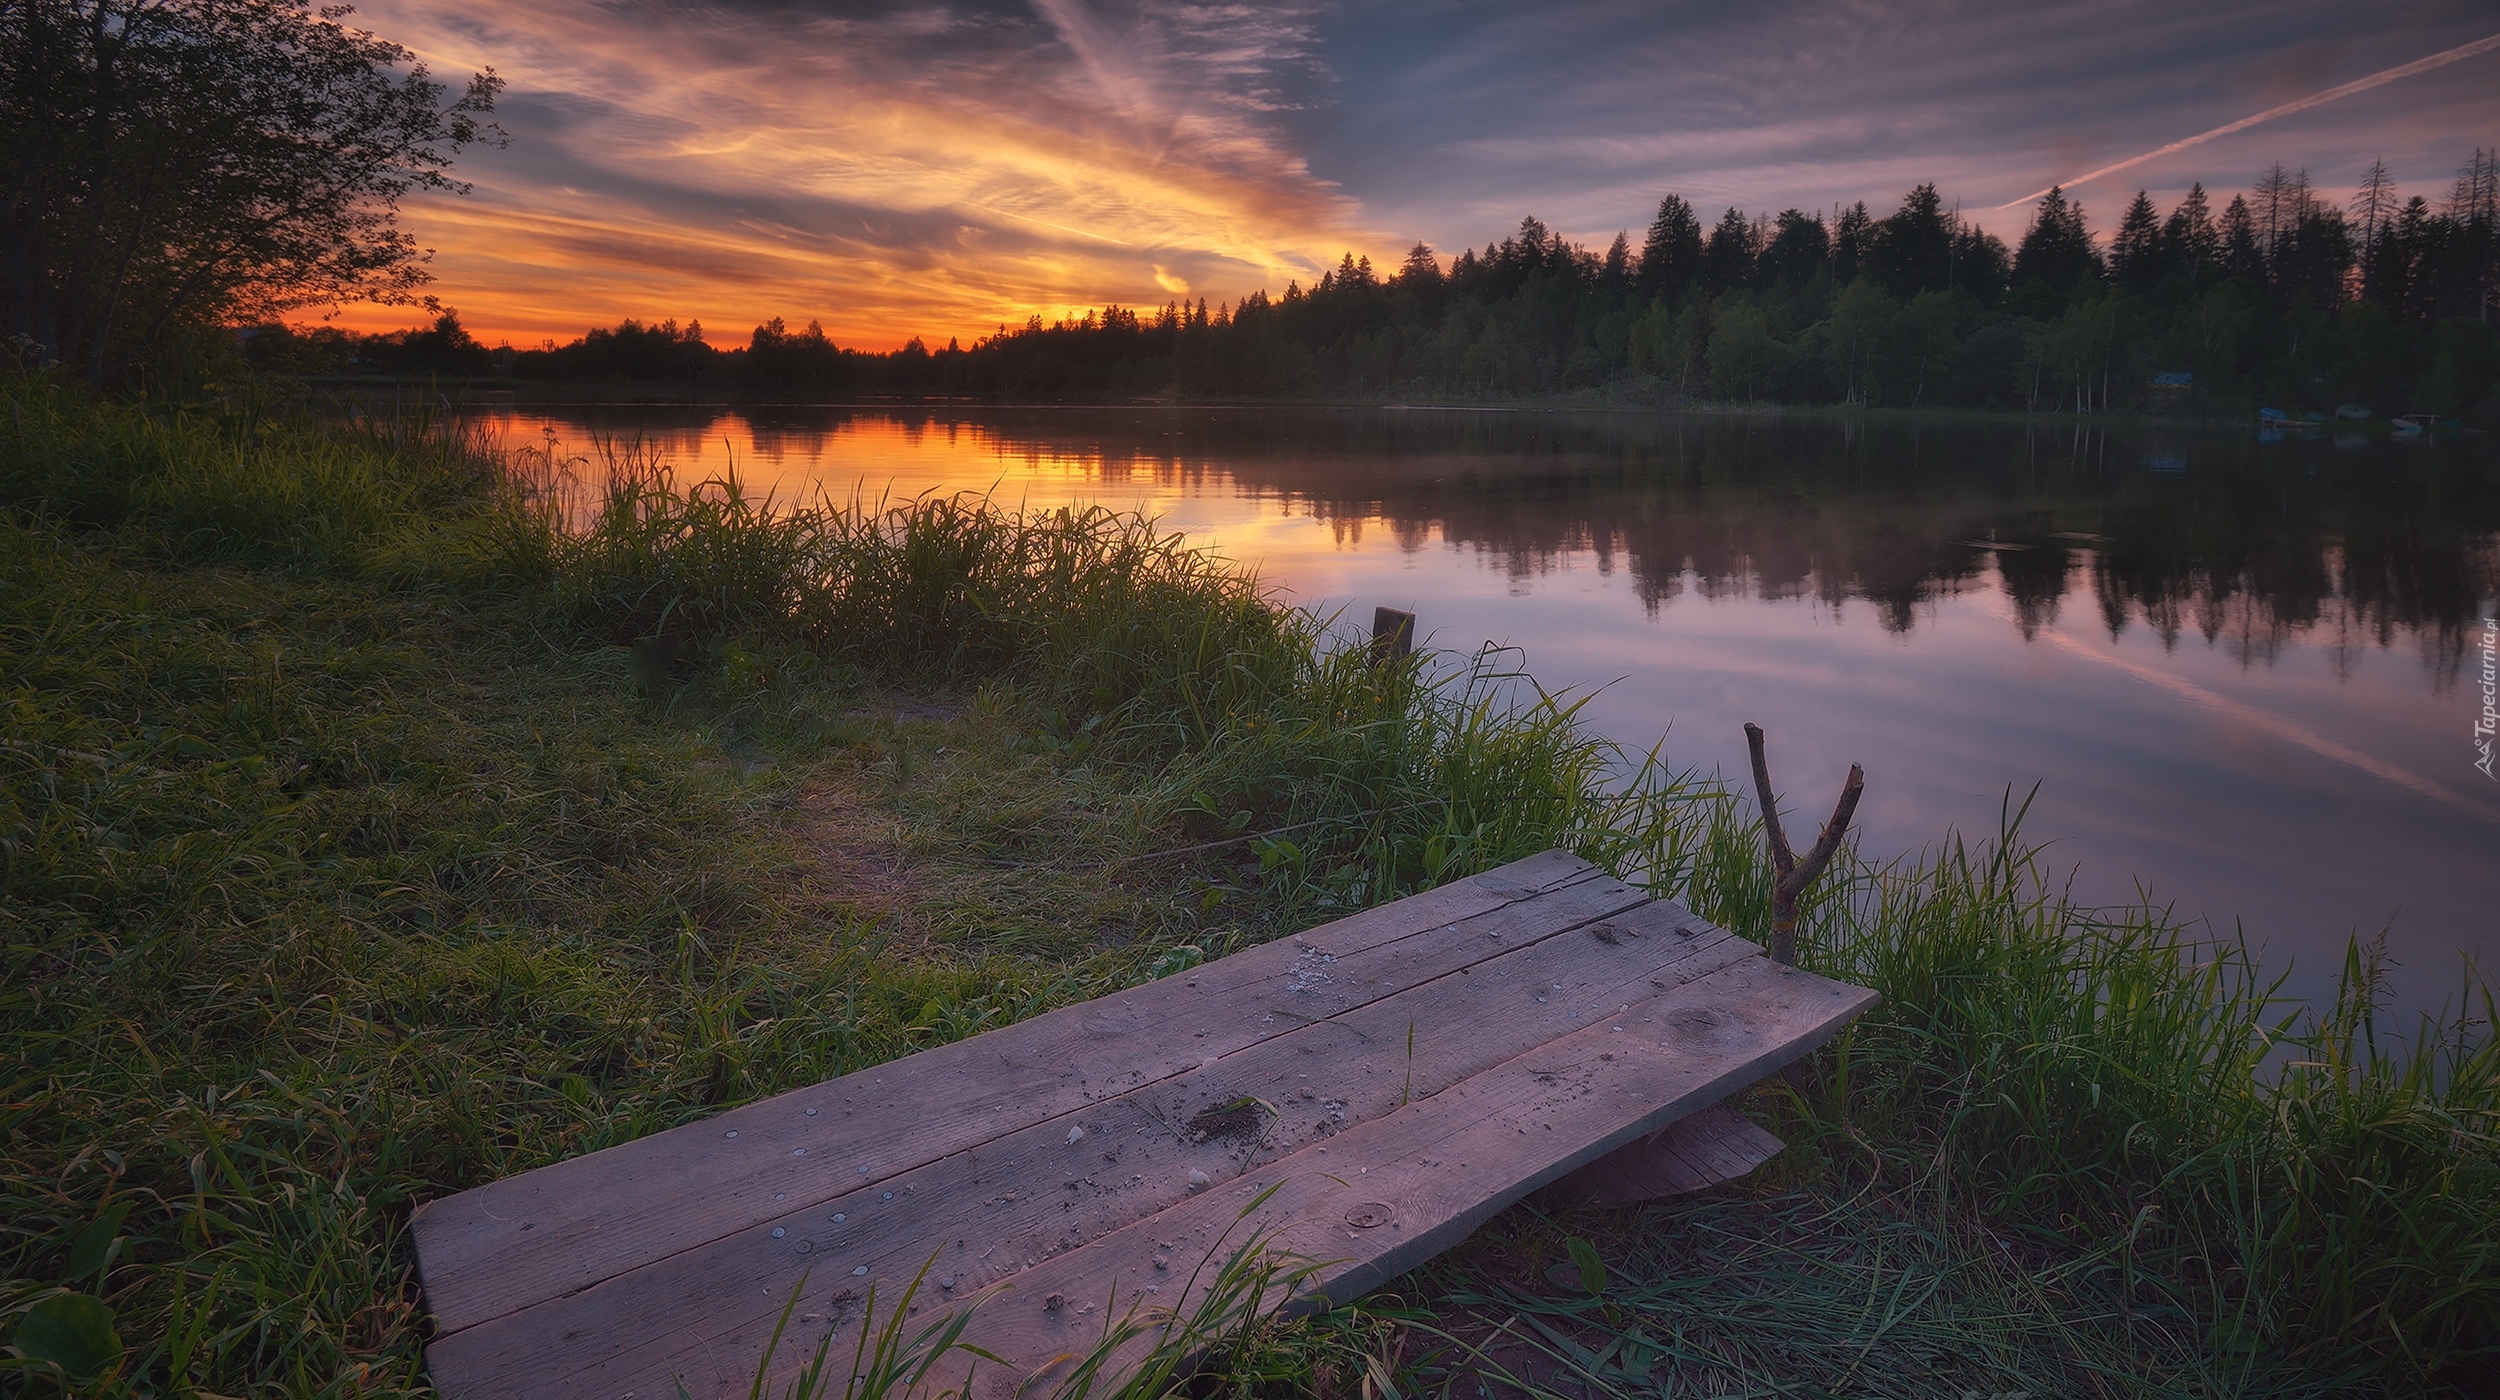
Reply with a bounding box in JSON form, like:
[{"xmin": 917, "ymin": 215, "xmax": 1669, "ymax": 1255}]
[{"xmin": 331, "ymin": 1, "xmax": 2500, "ymax": 353}]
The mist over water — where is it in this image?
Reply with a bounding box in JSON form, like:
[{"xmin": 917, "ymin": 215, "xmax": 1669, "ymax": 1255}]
[{"xmin": 471, "ymin": 400, "xmax": 2500, "ymax": 1021}]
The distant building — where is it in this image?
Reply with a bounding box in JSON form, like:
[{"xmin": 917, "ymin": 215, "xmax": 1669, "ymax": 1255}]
[{"xmin": 2148, "ymin": 371, "xmax": 2193, "ymax": 389}]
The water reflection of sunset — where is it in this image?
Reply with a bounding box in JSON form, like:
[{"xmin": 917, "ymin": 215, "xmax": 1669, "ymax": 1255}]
[{"xmin": 485, "ymin": 404, "xmax": 2497, "ymax": 1022}]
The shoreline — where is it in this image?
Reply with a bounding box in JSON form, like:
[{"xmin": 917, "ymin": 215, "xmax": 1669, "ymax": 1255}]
[
  {"xmin": 4, "ymin": 375, "xmax": 2493, "ymax": 1397},
  {"xmin": 308, "ymin": 375, "xmax": 2308, "ymax": 431}
]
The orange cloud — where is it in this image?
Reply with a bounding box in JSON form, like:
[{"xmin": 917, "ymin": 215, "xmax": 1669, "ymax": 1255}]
[{"xmin": 339, "ymin": 0, "xmax": 1387, "ymax": 349}]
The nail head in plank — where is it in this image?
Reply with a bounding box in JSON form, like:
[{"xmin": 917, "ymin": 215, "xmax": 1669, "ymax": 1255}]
[
  {"xmin": 922, "ymin": 956, "xmax": 1875, "ymax": 1398},
  {"xmin": 420, "ymin": 895, "xmax": 1752, "ymax": 1398},
  {"xmin": 413, "ymin": 850, "xmax": 1619, "ymax": 1332}
]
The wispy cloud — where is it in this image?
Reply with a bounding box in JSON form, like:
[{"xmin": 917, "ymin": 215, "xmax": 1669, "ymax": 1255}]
[
  {"xmin": 1311, "ymin": 0, "xmax": 2500, "ymax": 250},
  {"xmin": 1995, "ymin": 29, "xmax": 2500, "ymax": 208},
  {"xmin": 348, "ymin": 0, "xmax": 1374, "ymax": 347},
  {"xmin": 337, "ymin": 0, "xmax": 2500, "ymax": 346}
]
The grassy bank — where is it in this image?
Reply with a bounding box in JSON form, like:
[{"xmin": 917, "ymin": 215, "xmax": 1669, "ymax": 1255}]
[{"xmin": 2, "ymin": 376, "xmax": 2493, "ymax": 1398}]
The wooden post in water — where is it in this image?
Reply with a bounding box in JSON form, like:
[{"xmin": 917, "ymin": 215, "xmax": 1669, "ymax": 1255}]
[
  {"xmin": 1743, "ymin": 722, "xmax": 1864, "ymax": 967},
  {"xmin": 1371, "ymin": 607, "xmax": 1415, "ymax": 664}
]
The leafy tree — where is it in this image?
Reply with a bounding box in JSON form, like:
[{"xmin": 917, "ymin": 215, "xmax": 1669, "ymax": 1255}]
[
  {"xmin": 1705, "ymin": 301, "xmax": 1787, "ymax": 400},
  {"xmin": 1824, "ymin": 279, "xmax": 1897, "ymax": 405},
  {"xmin": 1, "ymin": 0, "xmax": 503, "ymax": 381},
  {"xmin": 355, "ymin": 308, "xmax": 492, "ymax": 376},
  {"xmin": 1895, "ymin": 290, "xmax": 1963, "ymax": 407}
]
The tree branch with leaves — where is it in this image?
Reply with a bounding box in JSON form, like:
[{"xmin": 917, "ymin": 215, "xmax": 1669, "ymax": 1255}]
[{"xmin": 1, "ymin": 0, "xmax": 503, "ymax": 381}]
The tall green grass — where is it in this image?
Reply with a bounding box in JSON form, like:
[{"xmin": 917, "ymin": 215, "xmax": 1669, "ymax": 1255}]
[
  {"xmin": 538, "ymin": 447, "xmax": 1714, "ymax": 911},
  {"xmin": 2, "ymin": 372, "xmax": 2493, "ymax": 1397},
  {"xmin": 1616, "ymin": 792, "xmax": 2500, "ymax": 1391}
]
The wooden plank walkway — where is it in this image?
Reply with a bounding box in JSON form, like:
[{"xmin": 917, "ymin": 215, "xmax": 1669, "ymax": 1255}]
[{"xmin": 412, "ymin": 850, "xmax": 1875, "ymax": 1400}]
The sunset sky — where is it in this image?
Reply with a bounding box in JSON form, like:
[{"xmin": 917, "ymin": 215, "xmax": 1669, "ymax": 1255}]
[{"xmin": 344, "ymin": 0, "xmax": 2500, "ymax": 352}]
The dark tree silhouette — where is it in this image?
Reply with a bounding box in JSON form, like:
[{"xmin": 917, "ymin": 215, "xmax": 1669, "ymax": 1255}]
[
  {"xmin": 313, "ymin": 151, "xmax": 2500, "ymax": 424},
  {"xmin": 0, "ymin": 0, "xmax": 502, "ymax": 381},
  {"xmin": 1703, "ymin": 206, "xmax": 1756, "ymax": 289},
  {"xmin": 2162, "ymin": 183, "xmax": 2219, "ymax": 284},
  {"xmin": 1637, "ymin": 194, "xmax": 1703, "ymax": 303},
  {"xmin": 2109, "ymin": 190, "xmax": 2164, "ymax": 288},
  {"xmin": 2219, "ymin": 194, "xmax": 2265, "ymax": 282},
  {"xmin": 1831, "ymin": 201, "xmax": 1873, "ymax": 285},
  {"xmin": 2012, "ymin": 187, "xmax": 2101, "ymax": 291},
  {"xmin": 1868, "ymin": 184, "xmax": 1953, "ymax": 296},
  {"xmin": 1758, "ymin": 209, "xmax": 1829, "ymax": 288}
]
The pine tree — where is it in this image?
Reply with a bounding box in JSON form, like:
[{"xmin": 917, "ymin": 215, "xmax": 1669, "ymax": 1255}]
[
  {"xmin": 1867, "ymin": 184, "xmax": 1952, "ymax": 296},
  {"xmin": 2386, "ymin": 195, "xmax": 2437, "ymax": 318},
  {"xmin": 1601, "ymin": 231, "xmax": 1632, "ymax": 287},
  {"xmin": 1397, "ymin": 243, "xmax": 1442, "ymax": 287},
  {"xmin": 2253, "ymin": 163, "xmax": 2293, "ymax": 270},
  {"xmin": 2448, "ymin": 147, "xmax": 2499, "ymax": 321},
  {"xmin": 2161, "ymin": 183, "xmax": 2218, "ymax": 284},
  {"xmin": 1703, "ymin": 205, "xmax": 1755, "ymax": 292},
  {"xmin": 1637, "ymin": 195, "xmax": 1703, "ymax": 303},
  {"xmin": 1950, "ymin": 223, "xmax": 2010, "ymax": 302},
  {"xmin": 2012, "ymin": 187, "xmax": 2100, "ymax": 289},
  {"xmin": 1831, "ymin": 202, "xmax": 1873, "ymax": 284},
  {"xmin": 2109, "ymin": 190, "xmax": 2163, "ymax": 287},
  {"xmin": 1758, "ymin": 209, "xmax": 1829, "ymax": 288},
  {"xmin": 2218, "ymin": 194, "xmax": 2264, "ymax": 282},
  {"xmin": 2350, "ymin": 158, "xmax": 2397, "ymax": 261}
]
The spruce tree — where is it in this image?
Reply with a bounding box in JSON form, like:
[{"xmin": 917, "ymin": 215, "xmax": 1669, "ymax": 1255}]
[
  {"xmin": 1759, "ymin": 209, "xmax": 1829, "ymax": 288},
  {"xmin": 2219, "ymin": 195, "xmax": 2265, "ymax": 282},
  {"xmin": 1601, "ymin": 231, "xmax": 1632, "ymax": 288},
  {"xmin": 2110, "ymin": 190, "xmax": 2163, "ymax": 287},
  {"xmin": 1637, "ymin": 195, "xmax": 1703, "ymax": 303},
  {"xmin": 1703, "ymin": 206, "xmax": 1755, "ymax": 292},
  {"xmin": 1397, "ymin": 243, "xmax": 1442, "ymax": 287},
  {"xmin": 1831, "ymin": 202, "xmax": 1873, "ymax": 284},
  {"xmin": 1868, "ymin": 184, "xmax": 1952, "ymax": 296},
  {"xmin": 2012, "ymin": 187, "xmax": 2101, "ymax": 290},
  {"xmin": 2161, "ymin": 184, "xmax": 2218, "ymax": 284}
]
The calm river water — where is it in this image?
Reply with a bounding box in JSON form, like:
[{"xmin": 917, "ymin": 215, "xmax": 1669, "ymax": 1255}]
[{"xmin": 469, "ymin": 401, "xmax": 2499, "ymax": 1022}]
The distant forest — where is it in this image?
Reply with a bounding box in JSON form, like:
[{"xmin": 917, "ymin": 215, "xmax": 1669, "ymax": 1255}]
[{"xmin": 251, "ymin": 152, "xmax": 2500, "ymax": 421}]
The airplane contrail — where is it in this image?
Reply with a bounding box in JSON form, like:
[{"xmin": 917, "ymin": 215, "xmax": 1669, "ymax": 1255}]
[
  {"xmin": 1994, "ymin": 30, "xmax": 2500, "ymax": 210},
  {"xmin": 2026, "ymin": 624, "xmax": 2499, "ymax": 826}
]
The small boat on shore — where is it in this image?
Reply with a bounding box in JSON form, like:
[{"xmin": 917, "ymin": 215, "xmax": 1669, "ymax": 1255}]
[{"xmin": 2389, "ymin": 413, "xmax": 2461, "ymax": 436}]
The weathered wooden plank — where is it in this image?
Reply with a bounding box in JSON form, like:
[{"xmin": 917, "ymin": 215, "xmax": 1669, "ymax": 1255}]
[
  {"xmin": 421, "ymin": 896, "xmax": 1754, "ymax": 1399},
  {"xmin": 412, "ymin": 849, "xmax": 1629, "ymax": 1335},
  {"xmin": 1558, "ymin": 1103, "xmax": 1784, "ymax": 1203},
  {"xmin": 929, "ymin": 958, "xmax": 1875, "ymax": 1399}
]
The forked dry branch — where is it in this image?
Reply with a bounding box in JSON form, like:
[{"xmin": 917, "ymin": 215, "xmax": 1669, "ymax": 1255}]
[{"xmin": 1742, "ymin": 722, "xmax": 1865, "ymax": 966}]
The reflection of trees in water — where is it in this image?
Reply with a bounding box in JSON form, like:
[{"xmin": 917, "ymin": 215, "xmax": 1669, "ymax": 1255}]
[{"xmin": 513, "ymin": 406, "xmax": 2498, "ymax": 686}]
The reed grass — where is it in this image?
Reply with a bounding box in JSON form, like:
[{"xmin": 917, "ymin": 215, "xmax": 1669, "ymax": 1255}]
[{"xmin": 2, "ymin": 372, "xmax": 2492, "ymax": 1398}]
